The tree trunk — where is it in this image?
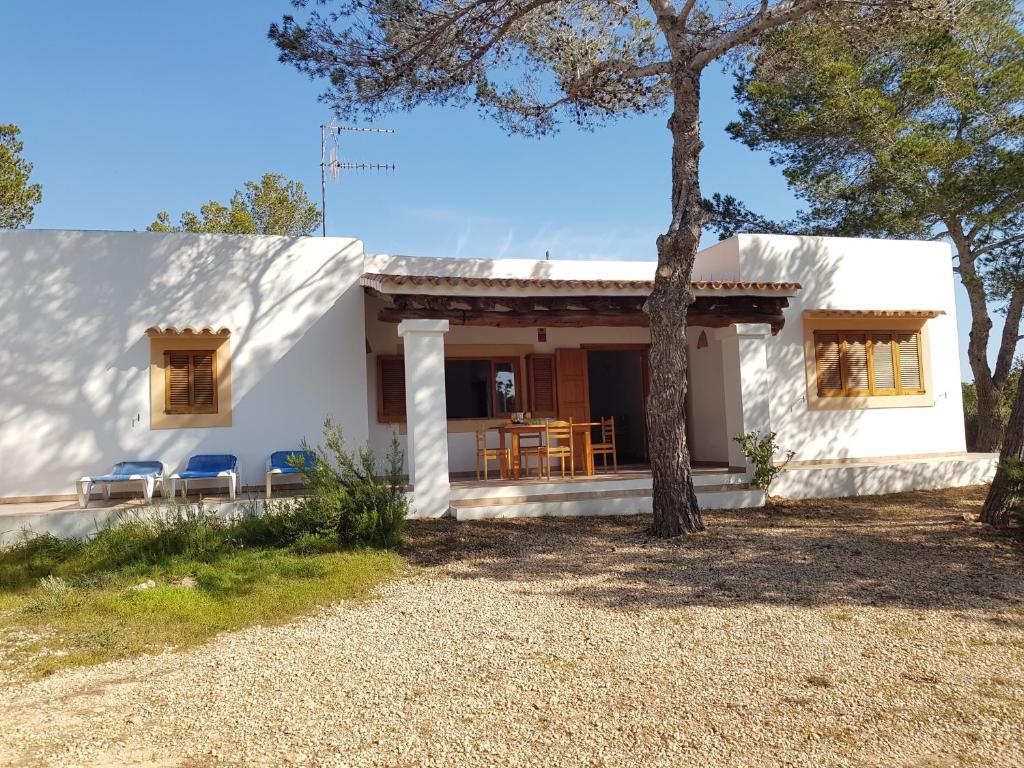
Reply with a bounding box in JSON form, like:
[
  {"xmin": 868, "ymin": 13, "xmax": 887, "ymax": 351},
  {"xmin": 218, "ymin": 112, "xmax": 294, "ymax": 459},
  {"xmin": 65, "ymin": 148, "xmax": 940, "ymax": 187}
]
[
  {"xmin": 982, "ymin": 362, "xmax": 1024, "ymax": 526},
  {"xmin": 645, "ymin": 67, "xmax": 705, "ymax": 537},
  {"xmin": 957, "ymin": 243, "xmax": 1004, "ymax": 452}
]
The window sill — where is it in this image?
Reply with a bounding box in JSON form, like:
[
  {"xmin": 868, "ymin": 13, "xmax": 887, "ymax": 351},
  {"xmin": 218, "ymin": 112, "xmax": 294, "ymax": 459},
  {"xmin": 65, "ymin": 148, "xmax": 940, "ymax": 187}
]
[{"xmin": 807, "ymin": 393, "xmax": 933, "ymax": 411}]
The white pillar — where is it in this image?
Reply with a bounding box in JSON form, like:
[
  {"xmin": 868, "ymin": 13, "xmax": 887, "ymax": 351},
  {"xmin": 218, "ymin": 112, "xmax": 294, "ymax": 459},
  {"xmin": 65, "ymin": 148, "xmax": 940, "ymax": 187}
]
[
  {"xmin": 715, "ymin": 323, "xmax": 772, "ymax": 470},
  {"xmin": 398, "ymin": 319, "xmax": 451, "ymax": 518}
]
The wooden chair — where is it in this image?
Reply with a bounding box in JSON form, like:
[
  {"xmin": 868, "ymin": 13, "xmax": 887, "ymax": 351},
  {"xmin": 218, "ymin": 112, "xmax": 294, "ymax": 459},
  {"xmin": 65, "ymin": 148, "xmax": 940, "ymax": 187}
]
[
  {"xmin": 531, "ymin": 419, "xmax": 575, "ymax": 480},
  {"xmin": 516, "ymin": 430, "xmax": 543, "ymax": 476},
  {"xmin": 589, "ymin": 416, "xmax": 618, "ymax": 474},
  {"xmin": 475, "ymin": 427, "xmax": 508, "ymax": 480}
]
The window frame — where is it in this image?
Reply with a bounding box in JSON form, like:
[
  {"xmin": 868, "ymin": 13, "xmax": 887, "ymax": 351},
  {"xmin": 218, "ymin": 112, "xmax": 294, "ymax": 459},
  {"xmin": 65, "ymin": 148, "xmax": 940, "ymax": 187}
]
[
  {"xmin": 375, "ymin": 353, "xmax": 524, "ymax": 423},
  {"xmin": 163, "ymin": 349, "xmax": 219, "ymax": 415},
  {"xmin": 148, "ymin": 331, "xmax": 232, "ymax": 430},
  {"xmin": 813, "ymin": 330, "xmax": 925, "ymax": 398},
  {"xmin": 443, "ymin": 355, "xmax": 523, "ymax": 420}
]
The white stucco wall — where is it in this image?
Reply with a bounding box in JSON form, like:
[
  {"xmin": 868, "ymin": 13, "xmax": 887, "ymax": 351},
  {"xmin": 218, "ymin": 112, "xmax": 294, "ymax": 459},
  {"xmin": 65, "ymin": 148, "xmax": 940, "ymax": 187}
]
[
  {"xmin": 691, "ymin": 238, "xmax": 741, "ymax": 282},
  {"xmin": 732, "ymin": 234, "xmax": 966, "ymax": 461},
  {"xmin": 0, "ymin": 230, "xmax": 369, "ymax": 498},
  {"xmin": 685, "ymin": 327, "xmax": 729, "ymax": 464}
]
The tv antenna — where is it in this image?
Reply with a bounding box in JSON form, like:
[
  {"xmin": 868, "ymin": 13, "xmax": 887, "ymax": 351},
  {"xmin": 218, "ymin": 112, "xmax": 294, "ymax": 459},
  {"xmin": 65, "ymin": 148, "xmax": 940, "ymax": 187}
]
[{"xmin": 320, "ymin": 123, "xmax": 395, "ymax": 236}]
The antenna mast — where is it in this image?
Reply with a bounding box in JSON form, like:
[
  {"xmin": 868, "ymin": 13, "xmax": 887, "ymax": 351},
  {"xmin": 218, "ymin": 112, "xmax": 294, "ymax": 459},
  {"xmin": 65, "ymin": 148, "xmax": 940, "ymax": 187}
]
[{"xmin": 320, "ymin": 123, "xmax": 396, "ymax": 236}]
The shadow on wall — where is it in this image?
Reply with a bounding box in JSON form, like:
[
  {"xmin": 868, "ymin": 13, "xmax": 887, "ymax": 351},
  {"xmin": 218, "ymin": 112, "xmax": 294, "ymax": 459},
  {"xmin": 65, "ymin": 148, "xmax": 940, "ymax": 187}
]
[
  {"xmin": 0, "ymin": 231, "xmax": 365, "ymax": 495},
  {"xmin": 741, "ymin": 235, "xmax": 965, "ymax": 464}
]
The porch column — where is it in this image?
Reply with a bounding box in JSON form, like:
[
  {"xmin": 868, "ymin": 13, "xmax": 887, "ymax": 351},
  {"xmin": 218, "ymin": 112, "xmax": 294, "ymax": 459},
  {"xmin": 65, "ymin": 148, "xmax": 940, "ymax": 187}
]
[
  {"xmin": 397, "ymin": 319, "xmax": 451, "ymax": 518},
  {"xmin": 715, "ymin": 323, "xmax": 772, "ymax": 470}
]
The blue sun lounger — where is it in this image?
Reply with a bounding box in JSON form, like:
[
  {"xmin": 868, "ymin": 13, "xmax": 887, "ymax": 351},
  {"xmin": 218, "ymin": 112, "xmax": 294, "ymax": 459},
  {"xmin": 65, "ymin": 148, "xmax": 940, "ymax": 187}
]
[
  {"xmin": 76, "ymin": 461, "xmax": 164, "ymax": 508},
  {"xmin": 266, "ymin": 450, "xmax": 314, "ymax": 499},
  {"xmin": 169, "ymin": 454, "xmax": 239, "ymax": 500}
]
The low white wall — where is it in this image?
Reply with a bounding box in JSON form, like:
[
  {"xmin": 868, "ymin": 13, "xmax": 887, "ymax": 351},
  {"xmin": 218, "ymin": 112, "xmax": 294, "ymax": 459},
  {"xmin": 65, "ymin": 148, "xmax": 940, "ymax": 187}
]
[
  {"xmin": 733, "ymin": 235, "xmax": 967, "ymax": 462},
  {"xmin": 0, "ymin": 231, "xmax": 369, "ymax": 498},
  {"xmin": 773, "ymin": 455, "xmax": 996, "ymax": 500}
]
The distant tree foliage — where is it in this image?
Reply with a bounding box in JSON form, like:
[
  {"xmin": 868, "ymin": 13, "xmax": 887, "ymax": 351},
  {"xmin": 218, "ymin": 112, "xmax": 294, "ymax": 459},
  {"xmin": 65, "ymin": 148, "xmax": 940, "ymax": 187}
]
[
  {"xmin": 708, "ymin": 0, "xmax": 1024, "ymax": 453},
  {"xmin": 0, "ymin": 123, "xmax": 43, "ymax": 229},
  {"xmin": 148, "ymin": 173, "xmax": 322, "ymax": 236}
]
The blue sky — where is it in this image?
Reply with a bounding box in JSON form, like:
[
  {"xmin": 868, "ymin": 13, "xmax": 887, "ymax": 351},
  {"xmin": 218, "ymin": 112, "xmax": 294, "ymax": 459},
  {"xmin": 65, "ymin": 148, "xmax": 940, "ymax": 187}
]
[{"xmin": 1, "ymin": 1, "xmax": 999, "ymax": 379}]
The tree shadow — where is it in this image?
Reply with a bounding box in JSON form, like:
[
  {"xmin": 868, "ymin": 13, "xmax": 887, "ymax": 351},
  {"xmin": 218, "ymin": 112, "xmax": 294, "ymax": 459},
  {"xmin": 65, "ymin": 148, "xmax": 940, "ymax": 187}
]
[{"xmin": 403, "ymin": 486, "xmax": 1024, "ymax": 615}]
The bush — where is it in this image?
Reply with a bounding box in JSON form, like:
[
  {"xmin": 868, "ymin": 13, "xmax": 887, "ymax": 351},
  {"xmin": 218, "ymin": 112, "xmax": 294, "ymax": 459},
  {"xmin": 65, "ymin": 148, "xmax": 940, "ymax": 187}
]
[
  {"xmin": 733, "ymin": 430, "xmax": 796, "ymax": 496},
  {"xmin": 295, "ymin": 419, "xmax": 408, "ymax": 548}
]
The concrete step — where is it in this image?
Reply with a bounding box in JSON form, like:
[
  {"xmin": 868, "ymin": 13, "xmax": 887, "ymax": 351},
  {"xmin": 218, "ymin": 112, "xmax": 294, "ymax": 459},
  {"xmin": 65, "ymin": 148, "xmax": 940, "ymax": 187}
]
[{"xmin": 451, "ymin": 483, "xmax": 763, "ymax": 521}]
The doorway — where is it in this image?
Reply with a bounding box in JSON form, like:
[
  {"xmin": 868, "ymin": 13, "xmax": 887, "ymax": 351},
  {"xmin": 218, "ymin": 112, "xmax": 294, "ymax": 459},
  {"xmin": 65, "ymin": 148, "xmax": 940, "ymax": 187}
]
[{"xmin": 585, "ymin": 348, "xmax": 649, "ymax": 465}]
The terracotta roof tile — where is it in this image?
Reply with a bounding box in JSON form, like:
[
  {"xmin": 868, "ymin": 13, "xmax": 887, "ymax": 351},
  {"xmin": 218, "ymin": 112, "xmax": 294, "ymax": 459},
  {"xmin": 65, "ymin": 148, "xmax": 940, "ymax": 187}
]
[
  {"xmin": 360, "ymin": 272, "xmax": 801, "ymax": 293},
  {"xmin": 145, "ymin": 326, "xmax": 231, "ymax": 337}
]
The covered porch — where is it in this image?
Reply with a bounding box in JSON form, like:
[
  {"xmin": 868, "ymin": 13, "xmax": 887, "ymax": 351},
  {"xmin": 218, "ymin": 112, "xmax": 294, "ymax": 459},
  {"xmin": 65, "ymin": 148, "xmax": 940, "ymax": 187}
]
[{"xmin": 362, "ymin": 268, "xmax": 801, "ymax": 518}]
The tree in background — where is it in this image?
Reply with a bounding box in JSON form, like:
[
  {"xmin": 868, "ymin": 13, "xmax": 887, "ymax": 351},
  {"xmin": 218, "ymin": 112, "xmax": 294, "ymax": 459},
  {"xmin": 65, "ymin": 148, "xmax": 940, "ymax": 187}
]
[
  {"xmin": 148, "ymin": 173, "xmax": 322, "ymax": 236},
  {"xmin": 707, "ymin": 0, "xmax": 1024, "ymax": 452},
  {"xmin": 269, "ymin": 0, "xmax": 940, "ymax": 537},
  {"xmin": 0, "ymin": 123, "xmax": 43, "ymax": 229}
]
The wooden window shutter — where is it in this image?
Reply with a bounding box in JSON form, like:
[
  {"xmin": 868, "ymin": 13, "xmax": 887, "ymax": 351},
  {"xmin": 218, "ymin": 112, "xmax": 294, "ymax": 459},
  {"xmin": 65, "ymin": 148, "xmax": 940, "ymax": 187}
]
[
  {"xmin": 527, "ymin": 354, "xmax": 557, "ymax": 417},
  {"xmin": 895, "ymin": 331, "xmax": 924, "ymax": 392},
  {"xmin": 164, "ymin": 350, "xmax": 218, "ymax": 414},
  {"xmin": 813, "ymin": 334, "xmax": 843, "ymax": 395},
  {"xmin": 843, "ymin": 334, "xmax": 870, "ymax": 395},
  {"xmin": 869, "ymin": 333, "xmax": 897, "ymax": 394},
  {"xmin": 191, "ymin": 352, "xmax": 217, "ymax": 411},
  {"xmin": 377, "ymin": 355, "xmax": 406, "ymax": 422},
  {"xmin": 166, "ymin": 352, "xmax": 192, "ymax": 412}
]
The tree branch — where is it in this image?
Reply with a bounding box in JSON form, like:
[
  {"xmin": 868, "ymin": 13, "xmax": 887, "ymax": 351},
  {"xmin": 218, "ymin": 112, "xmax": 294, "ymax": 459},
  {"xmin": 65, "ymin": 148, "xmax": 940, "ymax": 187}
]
[
  {"xmin": 975, "ymin": 232, "xmax": 1024, "ymax": 258},
  {"xmin": 692, "ymin": 0, "xmax": 823, "ymax": 69},
  {"xmin": 994, "ymin": 286, "xmax": 1024, "ymax": 388}
]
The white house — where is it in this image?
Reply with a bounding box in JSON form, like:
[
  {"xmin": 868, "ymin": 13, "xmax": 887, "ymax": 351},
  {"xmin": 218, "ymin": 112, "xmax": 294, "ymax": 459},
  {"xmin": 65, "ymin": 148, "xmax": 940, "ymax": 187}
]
[{"xmin": 0, "ymin": 229, "xmax": 995, "ymax": 526}]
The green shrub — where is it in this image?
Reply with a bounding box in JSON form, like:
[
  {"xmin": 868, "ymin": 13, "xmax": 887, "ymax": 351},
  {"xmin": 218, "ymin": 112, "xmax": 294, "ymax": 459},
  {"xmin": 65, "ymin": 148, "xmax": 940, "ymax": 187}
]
[
  {"xmin": 295, "ymin": 418, "xmax": 408, "ymax": 548},
  {"xmin": 733, "ymin": 430, "xmax": 796, "ymax": 495},
  {"xmin": 23, "ymin": 575, "xmax": 79, "ymax": 614},
  {"xmin": 228, "ymin": 497, "xmax": 337, "ymax": 549}
]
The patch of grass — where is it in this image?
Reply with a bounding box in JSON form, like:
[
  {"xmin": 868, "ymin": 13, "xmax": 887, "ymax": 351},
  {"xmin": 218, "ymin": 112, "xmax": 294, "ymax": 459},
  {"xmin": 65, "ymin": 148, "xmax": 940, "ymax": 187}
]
[
  {"xmin": 1, "ymin": 547, "xmax": 399, "ymax": 675},
  {"xmin": 0, "ymin": 460, "xmax": 407, "ymax": 677}
]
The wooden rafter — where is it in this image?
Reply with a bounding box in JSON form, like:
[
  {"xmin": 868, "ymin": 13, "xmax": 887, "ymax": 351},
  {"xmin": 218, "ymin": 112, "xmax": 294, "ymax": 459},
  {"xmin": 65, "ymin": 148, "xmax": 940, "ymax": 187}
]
[{"xmin": 366, "ymin": 288, "xmax": 790, "ymax": 333}]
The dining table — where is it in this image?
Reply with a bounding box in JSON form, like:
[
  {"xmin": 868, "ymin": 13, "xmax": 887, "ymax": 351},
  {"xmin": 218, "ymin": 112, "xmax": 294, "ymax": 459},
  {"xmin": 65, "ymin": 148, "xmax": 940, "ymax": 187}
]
[{"xmin": 495, "ymin": 422, "xmax": 600, "ymax": 480}]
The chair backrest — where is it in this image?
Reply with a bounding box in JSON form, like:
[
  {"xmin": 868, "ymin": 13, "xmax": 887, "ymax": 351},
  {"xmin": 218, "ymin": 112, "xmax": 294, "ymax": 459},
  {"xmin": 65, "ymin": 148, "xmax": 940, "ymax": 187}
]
[
  {"xmin": 475, "ymin": 428, "xmax": 489, "ymax": 452},
  {"xmin": 112, "ymin": 461, "xmax": 163, "ymax": 477},
  {"xmin": 185, "ymin": 454, "xmax": 237, "ymax": 473},
  {"xmin": 545, "ymin": 419, "xmax": 574, "ymax": 449},
  {"xmin": 601, "ymin": 416, "xmax": 616, "ymax": 443},
  {"xmin": 270, "ymin": 450, "xmax": 314, "ymax": 471}
]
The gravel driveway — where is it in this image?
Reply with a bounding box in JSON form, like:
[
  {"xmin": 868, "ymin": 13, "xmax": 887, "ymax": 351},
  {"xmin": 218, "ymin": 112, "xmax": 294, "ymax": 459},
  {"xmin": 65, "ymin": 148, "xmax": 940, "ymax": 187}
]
[{"xmin": 1, "ymin": 486, "xmax": 1022, "ymax": 767}]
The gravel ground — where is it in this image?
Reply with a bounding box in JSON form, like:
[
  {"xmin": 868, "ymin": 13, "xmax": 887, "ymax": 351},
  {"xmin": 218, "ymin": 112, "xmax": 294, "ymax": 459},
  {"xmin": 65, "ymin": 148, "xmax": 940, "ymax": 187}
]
[{"xmin": 0, "ymin": 486, "xmax": 1022, "ymax": 768}]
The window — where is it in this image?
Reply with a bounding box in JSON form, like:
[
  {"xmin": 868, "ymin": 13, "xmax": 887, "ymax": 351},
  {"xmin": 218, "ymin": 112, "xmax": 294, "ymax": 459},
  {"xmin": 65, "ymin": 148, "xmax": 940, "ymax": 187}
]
[
  {"xmin": 164, "ymin": 350, "xmax": 219, "ymax": 413},
  {"xmin": 376, "ymin": 355, "xmax": 522, "ymax": 422},
  {"xmin": 148, "ymin": 327, "xmax": 232, "ymax": 429},
  {"xmin": 814, "ymin": 331, "xmax": 924, "ymax": 397},
  {"xmin": 444, "ymin": 358, "xmax": 521, "ymax": 418}
]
